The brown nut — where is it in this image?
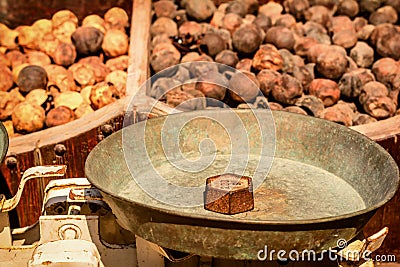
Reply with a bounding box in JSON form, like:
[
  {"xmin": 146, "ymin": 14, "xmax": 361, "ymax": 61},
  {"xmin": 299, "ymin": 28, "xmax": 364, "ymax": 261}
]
[
  {"xmin": 150, "ymin": 43, "xmax": 181, "ymax": 73},
  {"xmin": 82, "ymin": 14, "xmax": 106, "ymax": 34},
  {"xmin": 196, "ymin": 71, "xmax": 228, "ymax": 100},
  {"xmin": 236, "ymin": 58, "xmax": 253, "ymax": 72},
  {"xmin": 339, "ymin": 68, "xmax": 375, "ymax": 99},
  {"xmin": 68, "ymin": 63, "xmax": 96, "ymax": 87},
  {"xmin": 320, "ymin": 101, "xmax": 355, "ymax": 126},
  {"xmin": 16, "ymin": 26, "xmax": 39, "ymax": 50},
  {"xmin": 0, "ymin": 89, "xmax": 25, "ymax": 120},
  {"xmin": 102, "ymin": 29, "xmax": 129, "ymax": 58},
  {"xmin": 105, "ymin": 70, "xmax": 127, "ymax": 96},
  {"xmin": 53, "ymin": 21, "xmax": 77, "ymax": 44},
  {"xmin": 336, "ymin": 0, "xmax": 359, "ymax": 17},
  {"xmin": 105, "ymin": 55, "xmax": 130, "ymax": 71},
  {"xmin": 54, "ymin": 91, "xmax": 83, "ymax": 110},
  {"xmin": 79, "ymin": 56, "xmax": 110, "ymax": 83},
  {"xmin": 283, "ymin": 106, "xmax": 308, "ymax": 115},
  {"xmin": 271, "ymin": 73, "xmax": 303, "ymax": 105},
  {"xmin": 52, "ymin": 10, "xmax": 78, "ymax": 29},
  {"xmin": 26, "ymin": 50, "xmax": 51, "ymax": 67},
  {"xmin": 104, "ymin": 7, "xmax": 129, "ymax": 31},
  {"xmin": 45, "ymin": 106, "xmax": 75, "ymax": 127},
  {"xmin": 259, "ymin": 2, "xmax": 283, "ymax": 20},
  {"xmin": 90, "ymin": 81, "xmax": 119, "ymax": 110},
  {"xmin": 52, "ymin": 43, "xmax": 77, "ymax": 67},
  {"xmin": 199, "ymin": 33, "xmax": 227, "ymax": 58},
  {"xmin": 253, "ymin": 14, "xmax": 272, "ymax": 33},
  {"xmin": 12, "ymin": 102, "xmax": 45, "ymax": 133},
  {"xmin": 38, "ymin": 32, "xmax": 61, "ymax": 57},
  {"xmin": 232, "ymin": 24, "xmax": 263, "ymax": 55},
  {"xmin": 309, "ymin": 79, "xmax": 341, "ymax": 107},
  {"xmin": 372, "ymin": 58, "xmax": 399, "ymax": 90},
  {"xmin": 150, "ymin": 17, "xmax": 178, "ymax": 37},
  {"xmin": 222, "ymin": 13, "xmax": 243, "ymax": 34},
  {"xmin": 256, "ymin": 69, "xmax": 282, "ymax": 96},
  {"xmin": 165, "ymin": 88, "xmax": 205, "ymax": 111},
  {"xmin": 283, "ymin": 0, "xmax": 310, "ymax": 20},
  {"xmin": 25, "ymin": 89, "xmax": 48, "ymax": 106},
  {"xmin": 0, "ymin": 23, "xmax": 19, "ymax": 50},
  {"xmin": 252, "ymin": 44, "xmax": 284, "ymax": 71},
  {"xmin": 184, "ymin": 0, "xmax": 216, "ymax": 22},
  {"xmin": 295, "ymin": 95, "xmax": 325, "ymax": 117},
  {"xmin": 215, "ymin": 50, "xmax": 239, "ymax": 68},
  {"xmin": 0, "ymin": 65, "xmax": 13, "ymax": 92},
  {"xmin": 304, "ymin": 5, "xmax": 332, "ymax": 28},
  {"xmin": 332, "ymin": 30, "xmax": 358, "ymax": 49},
  {"xmin": 316, "ymin": 50, "xmax": 348, "ymax": 80},
  {"xmin": 228, "ymin": 70, "xmax": 260, "ymax": 103},
  {"xmin": 369, "ymin": 5, "xmax": 398, "ymax": 25},
  {"xmin": 17, "ymin": 65, "xmax": 48, "ymax": 95},
  {"xmin": 293, "ymin": 37, "xmax": 319, "ymax": 57},
  {"xmin": 362, "ymin": 96, "xmax": 397, "ymax": 119},
  {"xmin": 265, "ymin": 26, "xmax": 295, "ymax": 51},
  {"xmin": 178, "ymin": 21, "xmax": 203, "ymax": 43},
  {"xmin": 359, "ymin": 81, "xmax": 389, "ymax": 105},
  {"xmin": 74, "ymin": 102, "xmax": 94, "ymax": 119},
  {"xmin": 353, "ymin": 113, "xmax": 378, "ymax": 125},
  {"xmin": 71, "ymin": 27, "xmax": 104, "ymax": 55},
  {"xmin": 44, "ymin": 64, "xmax": 77, "ymax": 92},
  {"xmin": 153, "ymin": 1, "xmax": 177, "ymax": 19},
  {"xmin": 12, "ymin": 63, "xmax": 29, "ymax": 83},
  {"xmin": 32, "ymin": 19, "xmax": 53, "ymax": 35},
  {"xmin": 5, "ymin": 50, "xmax": 27, "ymax": 69},
  {"xmin": 350, "ymin": 42, "xmax": 374, "ymax": 68},
  {"xmin": 329, "ymin": 16, "xmax": 354, "ymax": 35}
]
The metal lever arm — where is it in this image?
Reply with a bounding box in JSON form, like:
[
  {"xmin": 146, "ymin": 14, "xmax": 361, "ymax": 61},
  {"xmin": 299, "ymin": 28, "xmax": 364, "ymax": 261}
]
[{"xmin": 0, "ymin": 165, "xmax": 67, "ymax": 212}]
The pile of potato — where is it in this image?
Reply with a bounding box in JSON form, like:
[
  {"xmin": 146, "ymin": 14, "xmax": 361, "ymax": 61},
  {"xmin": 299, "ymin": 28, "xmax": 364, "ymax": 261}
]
[{"xmin": 0, "ymin": 7, "xmax": 130, "ymax": 136}]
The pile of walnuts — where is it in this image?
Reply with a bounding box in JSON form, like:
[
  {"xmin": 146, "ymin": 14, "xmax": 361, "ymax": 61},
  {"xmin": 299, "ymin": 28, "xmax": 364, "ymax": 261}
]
[
  {"xmin": 0, "ymin": 7, "xmax": 130, "ymax": 136},
  {"xmin": 149, "ymin": 0, "xmax": 400, "ymax": 127}
]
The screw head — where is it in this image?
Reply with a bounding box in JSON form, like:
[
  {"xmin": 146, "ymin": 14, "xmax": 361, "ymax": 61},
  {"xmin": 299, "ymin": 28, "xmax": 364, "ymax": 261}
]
[
  {"xmin": 54, "ymin": 144, "xmax": 67, "ymax": 156},
  {"xmin": 100, "ymin": 124, "xmax": 114, "ymax": 137},
  {"xmin": 5, "ymin": 156, "xmax": 17, "ymax": 169}
]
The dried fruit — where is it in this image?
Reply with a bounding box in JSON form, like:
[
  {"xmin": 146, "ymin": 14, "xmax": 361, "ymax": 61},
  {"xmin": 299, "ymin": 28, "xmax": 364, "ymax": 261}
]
[
  {"xmin": 372, "ymin": 57, "xmax": 400, "ymax": 90},
  {"xmin": 256, "ymin": 69, "xmax": 282, "ymax": 96},
  {"xmin": 184, "ymin": 0, "xmax": 216, "ymax": 21},
  {"xmin": 339, "ymin": 68, "xmax": 375, "ymax": 99},
  {"xmin": 38, "ymin": 32, "xmax": 61, "ymax": 57},
  {"xmin": 252, "ymin": 44, "xmax": 284, "ymax": 71},
  {"xmin": 232, "ymin": 24, "xmax": 263, "ymax": 55},
  {"xmin": 309, "ymin": 79, "xmax": 341, "ymax": 107},
  {"xmin": 150, "ymin": 43, "xmax": 181, "ymax": 73},
  {"xmin": 295, "ymin": 95, "xmax": 325, "ymax": 117},
  {"xmin": 336, "ymin": 0, "xmax": 359, "ymax": 17},
  {"xmin": 16, "ymin": 26, "xmax": 39, "ymax": 50},
  {"xmin": 320, "ymin": 101, "xmax": 355, "ymax": 126},
  {"xmin": 153, "ymin": 1, "xmax": 177, "ymax": 19},
  {"xmin": 0, "ymin": 23, "xmax": 19, "ymax": 50},
  {"xmin": 102, "ymin": 29, "xmax": 129, "ymax": 58},
  {"xmin": 90, "ymin": 81, "xmax": 119, "ymax": 110},
  {"xmin": 352, "ymin": 113, "xmax": 377, "ymax": 125},
  {"xmin": 45, "ymin": 106, "xmax": 75, "ymax": 127},
  {"xmin": 222, "ymin": 13, "xmax": 243, "ymax": 34},
  {"xmin": 79, "ymin": 56, "xmax": 110, "ymax": 83},
  {"xmin": 25, "ymin": 89, "xmax": 48, "ymax": 106},
  {"xmin": 271, "ymin": 73, "xmax": 303, "ymax": 105},
  {"xmin": 71, "ymin": 27, "xmax": 104, "ymax": 55},
  {"xmin": 236, "ymin": 58, "xmax": 253, "ymax": 72},
  {"xmin": 68, "ymin": 63, "xmax": 96, "ymax": 87},
  {"xmin": 199, "ymin": 33, "xmax": 227, "ymax": 57},
  {"xmin": 106, "ymin": 55, "xmax": 130, "ymax": 71},
  {"xmin": 265, "ymin": 26, "xmax": 295, "ymax": 50},
  {"xmin": 316, "ymin": 50, "xmax": 348, "ymax": 79},
  {"xmin": 74, "ymin": 103, "xmax": 94, "ymax": 119},
  {"xmin": 12, "ymin": 102, "xmax": 45, "ymax": 133},
  {"xmin": 52, "ymin": 10, "xmax": 78, "ymax": 29},
  {"xmin": 350, "ymin": 42, "xmax": 374, "ymax": 68},
  {"xmin": 52, "ymin": 43, "xmax": 77, "ymax": 67},
  {"xmin": 54, "ymin": 91, "xmax": 83, "ymax": 110},
  {"xmin": 26, "ymin": 50, "xmax": 51, "ymax": 66},
  {"xmin": 150, "ymin": 17, "xmax": 178, "ymax": 37},
  {"xmin": 5, "ymin": 50, "xmax": 27, "ymax": 69},
  {"xmin": 104, "ymin": 7, "xmax": 129, "ymax": 31},
  {"xmin": 44, "ymin": 64, "xmax": 77, "ymax": 92},
  {"xmin": 0, "ymin": 89, "xmax": 25, "ymax": 120},
  {"xmin": 228, "ymin": 71, "xmax": 260, "ymax": 103},
  {"xmin": 215, "ymin": 50, "xmax": 239, "ymax": 68},
  {"xmin": 17, "ymin": 65, "xmax": 48, "ymax": 94},
  {"xmin": 196, "ymin": 71, "xmax": 228, "ymax": 100},
  {"xmin": 105, "ymin": 70, "xmax": 127, "ymax": 95},
  {"xmin": 53, "ymin": 21, "xmax": 77, "ymax": 44},
  {"xmin": 369, "ymin": 5, "xmax": 398, "ymax": 25},
  {"xmin": 0, "ymin": 65, "xmax": 13, "ymax": 92},
  {"xmin": 332, "ymin": 30, "xmax": 358, "ymax": 49},
  {"xmin": 82, "ymin": 14, "xmax": 106, "ymax": 33}
]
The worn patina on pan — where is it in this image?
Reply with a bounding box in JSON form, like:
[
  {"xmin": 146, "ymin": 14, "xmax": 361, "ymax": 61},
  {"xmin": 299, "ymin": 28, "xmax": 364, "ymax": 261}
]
[{"xmin": 85, "ymin": 110, "xmax": 399, "ymax": 260}]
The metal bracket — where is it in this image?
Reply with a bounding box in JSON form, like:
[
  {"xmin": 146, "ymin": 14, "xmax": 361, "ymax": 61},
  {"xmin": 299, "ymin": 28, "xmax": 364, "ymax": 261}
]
[{"xmin": 0, "ymin": 165, "xmax": 67, "ymax": 213}]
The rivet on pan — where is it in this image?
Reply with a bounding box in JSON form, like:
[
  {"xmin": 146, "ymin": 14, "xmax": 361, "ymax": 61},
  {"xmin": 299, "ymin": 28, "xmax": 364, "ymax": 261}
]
[
  {"xmin": 100, "ymin": 124, "xmax": 114, "ymax": 137},
  {"xmin": 54, "ymin": 144, "xmax": 67, "ymax": 157},
  {"xmin": 5, "ymin": 156, "xmax": 17, "ymax": 169}
]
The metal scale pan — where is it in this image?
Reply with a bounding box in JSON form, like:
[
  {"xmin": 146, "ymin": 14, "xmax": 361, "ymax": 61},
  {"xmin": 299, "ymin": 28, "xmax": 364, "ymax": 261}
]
[{"xmin": 85, "ymin": 109, "xmax": 399, "ymax": 260}]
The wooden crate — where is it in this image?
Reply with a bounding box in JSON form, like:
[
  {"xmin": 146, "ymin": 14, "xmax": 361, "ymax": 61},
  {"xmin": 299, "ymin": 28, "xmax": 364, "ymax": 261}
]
[{"xmin": 0, "ymin": 0, "xmax": 399, "ymax": 262}]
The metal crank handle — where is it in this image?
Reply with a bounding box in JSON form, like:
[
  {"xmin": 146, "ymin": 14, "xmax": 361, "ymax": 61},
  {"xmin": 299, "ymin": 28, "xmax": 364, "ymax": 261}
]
[{"xmin": 0, "ymin": 165, "xmax": 67, "ymax": 212}]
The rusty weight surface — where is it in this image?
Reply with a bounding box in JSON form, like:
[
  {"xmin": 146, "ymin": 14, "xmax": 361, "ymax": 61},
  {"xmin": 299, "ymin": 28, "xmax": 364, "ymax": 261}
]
[{"xmin": 85, "ymin": 109, "xmax": 399, "ymax": 260}]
